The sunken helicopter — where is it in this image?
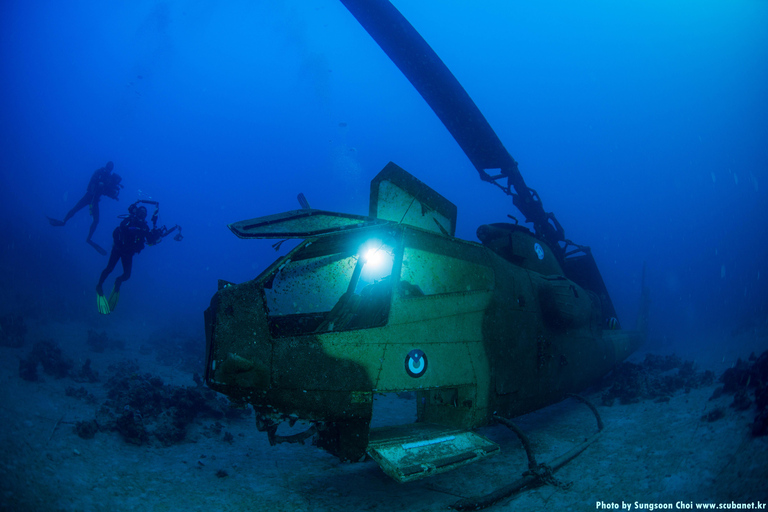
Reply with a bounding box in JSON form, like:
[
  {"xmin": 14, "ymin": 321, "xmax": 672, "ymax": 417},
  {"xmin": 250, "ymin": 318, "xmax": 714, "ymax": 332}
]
[{"xmin": 204, "ymin": 0, "xmax": 648, "ymax": 483}]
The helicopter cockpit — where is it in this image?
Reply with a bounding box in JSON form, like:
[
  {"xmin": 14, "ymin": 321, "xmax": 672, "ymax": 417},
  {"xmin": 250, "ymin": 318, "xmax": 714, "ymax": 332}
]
[
  {"xmin": 264, "ymin": 234, "xmax": 397, "ymax": 337},
  {"xmin": 226, "ymin": 161, "xmax": 482, "ymax": 342},
  {"xmin": 259, "ymin": 219, "xmax": 498, "ymax": 340}
]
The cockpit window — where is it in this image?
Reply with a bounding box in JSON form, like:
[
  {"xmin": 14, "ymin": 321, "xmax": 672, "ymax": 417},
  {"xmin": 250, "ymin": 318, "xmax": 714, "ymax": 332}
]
[
  {"xmin": 264, "ymin": 235, "xmax": 395, "ymax": 337},
  {"xmin": 265, "ymin": 252, "xmax": 355, "ymax": 316}
]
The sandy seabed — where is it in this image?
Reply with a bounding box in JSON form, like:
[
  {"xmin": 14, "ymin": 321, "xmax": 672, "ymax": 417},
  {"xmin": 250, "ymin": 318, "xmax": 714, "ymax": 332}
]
[{"xmin": 1, "ymin": 319, "xmax": 767, "ymax": 512}]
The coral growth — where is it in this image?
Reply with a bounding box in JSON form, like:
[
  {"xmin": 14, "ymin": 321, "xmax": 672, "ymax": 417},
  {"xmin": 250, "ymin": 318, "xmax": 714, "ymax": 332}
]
[
  {"xmin": 79, "ymin": 360, "xmax": 250, "ymax": 446},
  {"xmin": 19, "ymin": 340, "xmax": 74, "ymax": 381},
  {"xmin": 70, "ymin": 359, "xmax": 100, "ymax": 383},
  {"xmin": 717, "ymin": 350, "xmax": 768, "ymax": 436},
  {"xmin": 75, "ymin": 419, "xmax": 100, "ymax": 439},
  {"xmin": 601, "ymin": 354, "xmax": 715, "ymax": 406}
]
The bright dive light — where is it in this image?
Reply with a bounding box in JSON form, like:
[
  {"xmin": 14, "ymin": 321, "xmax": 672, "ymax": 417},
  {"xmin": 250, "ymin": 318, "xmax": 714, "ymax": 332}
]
[
  {"xmin": 360, "ymin": 240, "xmax": 392, "ymax": 282},
  {"xmin": 365, "ymin": 247, "xmax": 383, "ymax": 266}
]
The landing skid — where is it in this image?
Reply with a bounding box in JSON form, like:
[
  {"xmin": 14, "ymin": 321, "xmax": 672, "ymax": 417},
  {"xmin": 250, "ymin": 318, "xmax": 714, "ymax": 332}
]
[{"xmin": 452, "ymin": 394, "xmax": 605, "ymax": 510}]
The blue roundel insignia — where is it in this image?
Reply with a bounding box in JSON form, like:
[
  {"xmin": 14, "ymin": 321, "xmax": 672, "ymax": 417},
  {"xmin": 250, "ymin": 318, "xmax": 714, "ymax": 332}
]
[
  {"xmin": 405, "ymin": 349, "xmax": 428, "ymax": 378},
  {"xmin": 534, "ymin": 243, "xmax": 545, "ymax": 260}
]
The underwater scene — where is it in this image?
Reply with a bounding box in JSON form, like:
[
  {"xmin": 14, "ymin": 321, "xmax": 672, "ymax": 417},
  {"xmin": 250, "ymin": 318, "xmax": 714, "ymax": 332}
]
[{"xmin": 1, "ymin": 1, "xmax": 767, "ymax": 510}]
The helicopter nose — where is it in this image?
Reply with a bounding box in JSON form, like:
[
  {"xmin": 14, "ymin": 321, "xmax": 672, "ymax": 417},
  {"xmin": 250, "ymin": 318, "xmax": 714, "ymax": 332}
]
[{"xmin": 214, "ymin": 352, "xmax": 270, "ymax": 390}]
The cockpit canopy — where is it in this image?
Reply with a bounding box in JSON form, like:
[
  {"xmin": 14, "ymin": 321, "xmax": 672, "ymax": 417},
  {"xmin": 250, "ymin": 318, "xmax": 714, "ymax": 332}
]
[
  {"xmin": 263, "ymin": 233, "xmax": 398, "ymax": 337},
  {"xmin": 261, "ymin": 224, "xmax": 495, "ymax": 338}
]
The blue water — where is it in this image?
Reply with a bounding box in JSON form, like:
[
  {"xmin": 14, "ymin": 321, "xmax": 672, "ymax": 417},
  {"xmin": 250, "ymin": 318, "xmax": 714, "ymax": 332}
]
[{"xmin": 1, "ymin": 0, "xmax": 766, "ymax": 350}]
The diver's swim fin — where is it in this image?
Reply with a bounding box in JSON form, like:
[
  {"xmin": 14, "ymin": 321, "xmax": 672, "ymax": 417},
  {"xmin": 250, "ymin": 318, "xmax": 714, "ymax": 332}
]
[
  {"xmin": 87, "ymin": 240, "xmax": 107, "ymax": 256},
  {"xmin": 47, "ymin": 216, "xmax": 65, "ymax": 227},
  {"xmin": 107, "ymin": 288, "xmax": 120, "ymax": 312},
  {"xmin": 97, "ymin": 293, "xmax": 111, "ymax": 315}
]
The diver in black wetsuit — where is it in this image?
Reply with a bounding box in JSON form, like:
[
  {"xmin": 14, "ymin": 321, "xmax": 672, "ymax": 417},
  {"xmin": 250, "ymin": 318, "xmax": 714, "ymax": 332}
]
[
  {"xmin": 47, "ymin": 161, "xmax": 123, "ymax": 255},
  {"xmin": 96, "ymin": 200, "xmax": 182, "ymax": 314}
]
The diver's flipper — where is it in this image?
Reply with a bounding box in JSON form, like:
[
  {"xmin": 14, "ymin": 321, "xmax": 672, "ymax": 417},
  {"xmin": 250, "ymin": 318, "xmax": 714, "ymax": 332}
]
[
  {"xmin": 47, "ymin": 216, "xmax": 65, "ymax": 227},
  {"xmin": 87, "ymin": 240, "xmax": 107, "ymax": 256},
  {"xmin": 97, "ymin": 293, "xmax": 111, "ymax": 315},
  {"xmin": 107, "ymin": 288, "xmax": 120, "ymax": 312}
]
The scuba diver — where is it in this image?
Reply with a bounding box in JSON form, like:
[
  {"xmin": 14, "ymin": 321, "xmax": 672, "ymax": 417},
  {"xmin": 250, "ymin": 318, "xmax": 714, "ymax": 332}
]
[
  {"xmin": 96, "ymin": 200, "xmax": 182, "ymax": 314},
  {"xmin": 47, "ymin": 161, "xmax": 123, "ymax": 255}
]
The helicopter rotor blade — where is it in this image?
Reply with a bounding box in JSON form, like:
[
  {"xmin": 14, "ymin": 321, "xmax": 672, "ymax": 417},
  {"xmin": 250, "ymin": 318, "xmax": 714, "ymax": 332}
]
[{"xmin": 338, "ymin": 0, "xmax": 565, "ymax": 252}]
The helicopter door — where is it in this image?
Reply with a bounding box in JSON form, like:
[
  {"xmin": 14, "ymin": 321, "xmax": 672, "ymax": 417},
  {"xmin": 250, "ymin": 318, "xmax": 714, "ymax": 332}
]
[
  {"xmin": 367, "ymin": 423, "xmax": 499, "ymax": 483},
  {"xmin": 370, "ymin": 162, "xmax": 457, "ymax": 237},
  {"xmin": 229, "ymin": 209, "xmax": 394, "ymax": 239}
]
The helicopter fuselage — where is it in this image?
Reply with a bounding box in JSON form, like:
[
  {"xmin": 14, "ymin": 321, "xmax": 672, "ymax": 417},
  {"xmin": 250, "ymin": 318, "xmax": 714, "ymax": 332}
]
[{"xmin": 204, "ymin": 184, "xmax": 643, "ymax": 462}]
